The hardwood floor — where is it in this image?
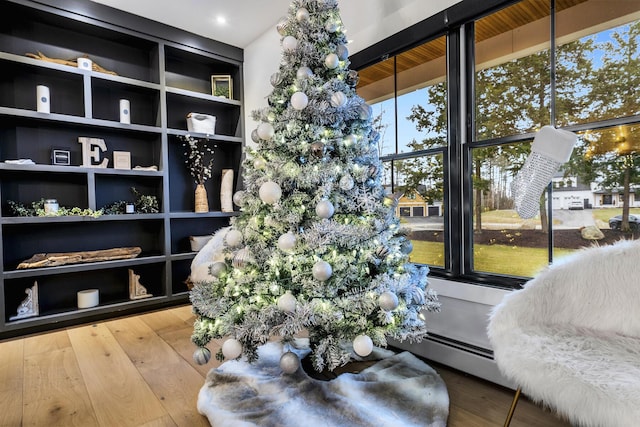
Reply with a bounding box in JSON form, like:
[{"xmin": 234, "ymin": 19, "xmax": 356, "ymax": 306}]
[{"xmin": 0, "ymin": 305, "xmax": 571, "ymax": 426}]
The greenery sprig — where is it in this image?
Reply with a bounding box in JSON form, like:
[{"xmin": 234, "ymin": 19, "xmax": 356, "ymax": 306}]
[
  {"xmin": 101, "ymin": 187, "xmax": 159, "ymax": 214},
  {"xmin": 8, "ymin": 199, "xmax": 102, "ymax": 218}
]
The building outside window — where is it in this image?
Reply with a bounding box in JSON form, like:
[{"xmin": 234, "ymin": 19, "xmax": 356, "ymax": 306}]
[{"xmin": 355, "ymin": 0, "xmax": 640, "ymax": 286}]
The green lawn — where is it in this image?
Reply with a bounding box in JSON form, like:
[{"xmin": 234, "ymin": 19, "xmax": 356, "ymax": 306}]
[
  {"xmin": 410, "ymin": 240, "xmax": 575, "ymax": 278},
  {"xmin": 591, "ymin": 207, "xmax": 640, "ymax": 223}
]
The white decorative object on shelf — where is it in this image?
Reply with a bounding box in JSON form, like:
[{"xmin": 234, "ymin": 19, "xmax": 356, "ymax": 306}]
[
  {"xmin": 77, "ymin": 57, "xmax": 92, "ymax": 70},
  {"xmin": 187, "ymin": 113, "xmax": 216, "ymax": 134},
  {"xmin": 10, "ymin": 281, "xmax": 39, "ymax": 320},
  {"xmin": 129, "ymin": 269, "xmax": 152, "ymax": 300},
  {"xmin": 36, "ymin": 85, "xmax": 50, "ymax": 113},
  {"xmin": 113, "ymin": 151, "xmax": 131, "ymax": 170},
  {"xmin": 220, "ymin": 169, "xmax": 234, "ymax": 212},
  {"xmin": 190, "ymin": 235, "xmax": 213, "ymax": 252},
  {"xmin": 77, "ymin": 289, "xmax": 99, "ymax": 308},
  {"xmin": 78, "ymin": 137, "xmax": 109, "ymax": 168},
  {"xmin": 119, "ymin": 99, "xmax": 131, "ymax": 124}
]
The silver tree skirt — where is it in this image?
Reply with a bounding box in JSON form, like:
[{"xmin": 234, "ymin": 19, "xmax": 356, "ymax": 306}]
[{"xmin": 197, "ymin": 340, "xmax": 449, "ymax": 427}]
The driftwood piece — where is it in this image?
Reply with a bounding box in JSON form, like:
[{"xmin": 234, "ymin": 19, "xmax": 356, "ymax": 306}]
[
  {"xmin": 17, "ymin": 247, "xmax": 141, "ymax": 269},
  {"xmin": 25, "ymin": 51, "xmax": 118, "ymax": 75}
]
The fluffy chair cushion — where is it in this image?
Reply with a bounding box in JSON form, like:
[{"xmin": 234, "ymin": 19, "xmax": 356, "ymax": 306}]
[{"xmin": 488, "ymin": 239, "xmax": 640, "ymax": 427}]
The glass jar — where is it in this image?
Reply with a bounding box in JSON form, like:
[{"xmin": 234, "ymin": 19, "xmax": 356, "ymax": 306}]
[{"xmin": 44, "ymin": 199, "xmax": 59, "ymax": 215}]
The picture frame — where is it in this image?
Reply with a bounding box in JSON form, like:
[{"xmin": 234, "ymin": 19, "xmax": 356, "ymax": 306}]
[
  {"xmin": 113, "ymin": 151, "xmax": 131, "ymax": 170},
  {"xmin": 51, "ymin": 148, "xmax": 71, "ymax": 166},
  {"xmin": 211, "ymin": 75, "xmax": 233, "ymax": 99}
]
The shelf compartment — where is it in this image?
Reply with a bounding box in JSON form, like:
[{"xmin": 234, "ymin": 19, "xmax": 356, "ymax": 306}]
[
  {"xmin": 171, "ymin": 258, "xmax": 194, "ymax": 295},
  {"xmin": 91, "ymin": 78, "xmax": 161, "ymax": 127},
  {"xmin": 164, "ymin": 45, "xmax": 241, "ymax": 100},
  {"xmin": 166, "ymin": 92, "xmax": 241, "ymax": 137},
  {"xmin": 167, "ymin": 135, "xmax": 242, "ymax": 212},
  {"xmin": 170, "ymin": 217, "xmax": 230, "ymax": 255},
  {"xmin": 0, "ymin": 2, "xmax": 160, "ymax": 83},
  {"xmin": 95, "ymin": 174, "xmax": 163, "ymax": 213},
  {"xmin": 2, "ymin": 220, "xmax": 164, "ymax": 271},
  {"xmin": 4, "ymin": 262, "xmax": 166, "ymax": 322},
  {"xmin": 0, "ymin": 117, "xmax": 162, "ymax": 169},
  {"xmin": 0, "ymin": 58, "xmax": 84, "ymax": 116},
  {"xmin": 0, "ymin": 169, "xmax": 89, "ymax": 214}
]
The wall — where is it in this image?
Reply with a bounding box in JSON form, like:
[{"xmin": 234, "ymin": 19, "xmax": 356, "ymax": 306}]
[{"xmin": 242, "ymin": 0, "xmax": 517, "ymax": 387}]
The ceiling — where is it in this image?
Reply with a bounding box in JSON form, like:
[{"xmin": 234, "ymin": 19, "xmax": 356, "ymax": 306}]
[{"xmin": 90, "ymin": 0, "xmax": 307, "ymax": 48}]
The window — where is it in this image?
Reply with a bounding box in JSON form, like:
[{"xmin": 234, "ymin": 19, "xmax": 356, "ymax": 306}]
[{"xmin": 353, "ymin": 0, "xmax": 640, "ymax": 287}]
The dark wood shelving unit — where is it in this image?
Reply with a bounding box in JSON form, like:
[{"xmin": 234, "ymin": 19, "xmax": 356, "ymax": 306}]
[{"xmin": 0, "ymin": 0, "xmax": 244, "ymax": 338}]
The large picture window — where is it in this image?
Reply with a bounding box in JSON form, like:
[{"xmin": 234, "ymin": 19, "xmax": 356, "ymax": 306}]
[{"xmin": 354, "ymin": 0, "xmax": 640, "ymax": 287}]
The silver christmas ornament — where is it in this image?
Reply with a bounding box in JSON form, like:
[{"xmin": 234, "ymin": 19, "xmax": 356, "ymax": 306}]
[
  {"xmin": 232, "ymin": 190, "xmax": 245, "ymax": 207},
  {"xmin": 280, "ymin": 351, "xmax": 300, "ymax": 374},
  {"xmin": 253, "ymin": 157, "xmax": 266, "ymax": 170},
  {"xmin": 282, "ymin": 35, "xmax": 298, "ymax": 51},
  {"xmin": 324, "ymin": 53, "xmax": 339, "ymax": 69},
  {"xmin": 193, "ymin": 347, "xmax": 211, "ymax": 365},
  {"xmin": 233, "ymin": 247, "xmax": 254, "ymax": 268},
  {"xmin": 359, "ymin": 102, "xmax": 372, "ymax": 120},
  {"xmin": 259, "ymin": 181, "xmax": 282, "ymax": 204},
  {"xmin": 325, "ymin": 19, "xmax": 338, "ymax": 33},
  {"xmin": 209, "ymin": 261, "xmax": 227, "ymax": 277},
  {"xmin": 277, "ymin": 291, "xmax": 297, "ymax": 312},
  {"xmin": 339, "ymin": 175, "xmax": 355, "ymax": 191},
  {"xmin": 296, "ymin": 66, "xmax": 313, "ymax": 80},
  {"xmin": 368, "ymin": 164, "xmax": 378, "ymax": 177},
  {"xmin": 276, "ymin": 17, "xmax": 290, "ymax": 36},
  {"xmin": 278, "ymin": 232, "xmax": 297, "ymax": 252},
  {"xmin": 330, "ymin": 91, "xmax": 347, "ymax": 108},
  {"xmin": 291, "ymin": 91, "xmax": 309, "ymax": 110},
  {"xmin": 315, "ymin": 200, "xmax": 335, "ymax": 219},
  {"xmin": 379, "ymin": 291, "xmax": 399, "ymax": 311},
  {"xmin": 296, "ymin": 8, "xmax": 310, "ymax": 22},
  {"xmin": 270, "ymin": 72, "xmax": 284, "ymax": 87},
  {"xmin": 343, "ymin": 134, "xmax": 357, "ymax": 147},
  {"xmin": 225, "ymin": 229, "xmax": 243, "ymax": 248},
  {"xmin": 312, "ymin": 260, "xmax": 332, "ymax": 281},
  {"xmin": 251, "ymin": 128, "xmax": 260, "ymax": 143},
  {"xmin": 353, "ymin": 335, "xmax": 373, "ymax": 357},
  {"xmin": 337, "ymin": 44, "xmax": 349, "ymax": 61},
  {"xmin": 257, "ymin": 122, "xmax": 275, "ymax": 140},
  {"xmin": 400, "ymin": 240, "xmax": 414, "ymax": 254},
  {"xmin": 222, "ymin": 338, "xmax": 243, "ymax": 359}
]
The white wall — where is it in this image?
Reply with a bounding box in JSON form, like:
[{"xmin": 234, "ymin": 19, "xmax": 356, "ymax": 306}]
[{"xmin": 242, "ymin": 0, "xmax": 517, "ymax": 387}]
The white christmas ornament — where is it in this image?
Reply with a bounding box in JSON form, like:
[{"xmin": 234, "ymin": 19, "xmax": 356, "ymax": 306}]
[
  {"xmin": 253, "ymin": 158, "xmax": 266, "ymax": 170},
  {"xmin": 291, "ymin": 92, "xmax": 309, "ymax": 110},
  {"xmin": 359, "ymin": 103, "xmax": 373, "ymax": 120},
  {"xmin": 225, "ymin": 229, "xmax": 243, "ymax": 248},
  {"xmin": 233, "ymin": 247, "xmax": 254, "ymax": 268},
  {"xmin": 330, "ymin": 91, "xmax": 347, "ymax": 108},
  {"xmin": 343, "ymin": 134, "xmax": 357, "ymax": 147},
  {"xmin": 325, "ymin": 19, "xmax": 338, "ymax": 33},
  {"xmin": 277, "ymin": 291, "xmax": 297, "ymax": 312},
  {"xmin": 324, "ymin": 53, "xmax": 339, "ymax": 69},
  {"xmin": 259, "ymin": 181, "xmax": 282, "ymax": 204},
  {"xmin": 312, "ymin": 260, "xmax": 332, "ymax": 281},
  {"xmin": 280, "ymin": 351, "xmax": 300, "ymax": 374},
  {"xmin": 222, "ymin": 338, "xmax": 243, "ymax": 359},
  {"xmin": 296, "ymin": 66, "xmax": 313, "ymax": 80},
  {"xmin": 193, "ymin": 347, "xmax": 211, "ymax": 365},
  {"xmin": 379, "ymin": 291, "xmax": 399, "ymax": 311},
  {"xmin": 339, "ymin": 175, "xmax": 355, "ymax": 191},
  {"xmin": 257, "ymin": 122, "xmax": 275, "ymax": 140},
  {"xmin": 278, "ymin": 232, "xmax": 297, "ymax": 252},
  {"xmin": 282, "ymin": 36, "xmax": 298, "ymax": 51},
  {"xmin": 315, "ymin": 200, "xmax": 335, "ymax": 219},
  {"xmin": 296, "ymin": 8, "xmax": 309, "ymax": 22},
  {"xmin": 209, "ymin": 261, "xmax": 227, "ymax": 277},
  {"xmin": 353, "ymin": 334, "xmax": 373, "ymax": 357}
]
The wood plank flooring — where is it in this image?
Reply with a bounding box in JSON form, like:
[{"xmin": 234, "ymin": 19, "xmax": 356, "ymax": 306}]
[{"xmin": 0, "ymin": 305, "xmax": 571, "ymax": 426}]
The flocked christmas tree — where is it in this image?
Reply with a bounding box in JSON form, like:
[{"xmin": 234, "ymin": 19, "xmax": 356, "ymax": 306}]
[{"xmin": 190, "ymin": 0, "xmax": 440, "ymax": 373}]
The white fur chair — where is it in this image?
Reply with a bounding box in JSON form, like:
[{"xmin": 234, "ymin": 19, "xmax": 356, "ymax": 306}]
[{"xmin": 487, "ymin": 239, "xmax": 640, "ymax": 427}]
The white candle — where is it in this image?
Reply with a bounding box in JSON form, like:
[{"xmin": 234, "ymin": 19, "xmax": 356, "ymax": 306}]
[{"xmin": 37, "ymin": 85, "xmax": 50, "ymax": 113}]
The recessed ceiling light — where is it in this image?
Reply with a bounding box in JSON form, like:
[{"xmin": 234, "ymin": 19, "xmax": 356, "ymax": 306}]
[{"xmin": 216, "ymin": 15, "xmax": 227, "ymax": 25}]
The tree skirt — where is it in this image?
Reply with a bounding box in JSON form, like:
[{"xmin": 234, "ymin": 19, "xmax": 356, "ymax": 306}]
[{"xmin": 197, "ymin": 340, "xmax": 449, "ymax": 427}]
